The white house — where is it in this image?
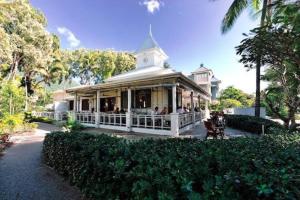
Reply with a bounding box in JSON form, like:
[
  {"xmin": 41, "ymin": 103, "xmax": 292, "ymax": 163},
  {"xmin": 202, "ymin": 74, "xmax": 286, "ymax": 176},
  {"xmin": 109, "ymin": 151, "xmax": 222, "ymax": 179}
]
[{"xmin": 54, "ymin": 28, "xmax": 211, "ymax": 136}]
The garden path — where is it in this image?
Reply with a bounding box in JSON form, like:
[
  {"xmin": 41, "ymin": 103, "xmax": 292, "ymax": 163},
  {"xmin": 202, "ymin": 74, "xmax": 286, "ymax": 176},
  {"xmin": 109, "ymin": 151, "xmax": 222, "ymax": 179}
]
[{"xmin": 0, "ymin": 123, "xmax": 83, "ymax": 200}]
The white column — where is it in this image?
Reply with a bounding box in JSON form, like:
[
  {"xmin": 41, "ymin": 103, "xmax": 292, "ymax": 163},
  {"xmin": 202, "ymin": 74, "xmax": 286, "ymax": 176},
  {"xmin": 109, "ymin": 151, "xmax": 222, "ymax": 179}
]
[
  {"xmin": 74, "ymin": 93, "xmax": 77, "ymax": 112},
  {"xmin": 191, "ymin": 91, "xmax": 195, "ymax": 126},
  {"xmin": 171, "ymin": 113, "xmax": 179, "ymax": 137},
  {"xmin": 96, "ymin": 90, "xmax": 100, "ymax": 113},
  {"xmin": 126, "ymin": 88, "xmax": 132, "ymax": 131},
  {"xmin": 128, "ymin": 88, "xmax": 131, "ymax": 112},
  {"xmin": 172, "ymin": 85, "xmax": 176, "ymax": 113},
  {"xmin": 205, "ymin": 100, "xmax": 210, "ymax": 119},
  {"xmin": 171, "ymin": 84, "xmax": 179, "ymax": 136},
  {"xmin": 96, "ymin": 90, "xmax": 100, "ymax": 126}
]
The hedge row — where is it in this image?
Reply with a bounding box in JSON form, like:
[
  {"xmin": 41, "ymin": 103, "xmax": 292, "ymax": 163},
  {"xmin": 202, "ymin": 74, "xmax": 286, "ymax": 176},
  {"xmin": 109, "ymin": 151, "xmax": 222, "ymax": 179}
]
[
  {"xmin": 224, "ymin": 114, "xmax": 284, "ymax": 134},
  {"xmin": 25, "ymin": 112, "xmax": 54, "ymax": 124},
  {"xmin": 43, "ymin": 132, "xmax": 300, "ymax": 200}
]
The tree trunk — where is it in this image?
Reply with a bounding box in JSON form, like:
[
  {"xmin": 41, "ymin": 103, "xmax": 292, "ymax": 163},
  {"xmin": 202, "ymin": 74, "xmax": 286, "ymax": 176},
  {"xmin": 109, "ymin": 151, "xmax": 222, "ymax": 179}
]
[
  {"xmin": 9, "ymin": 93, "xmax": 12, "ymax": 115},
  {"xmin": 255, "ymin": 0, "xmax": 269, "ymax": 117},
  {"xmin": 255, "ymin": 57, "xmax": 261, "ymax": 117},
  {"xmin": 25, "ymin": 76, "xmax": 28, "ymax": 111}
]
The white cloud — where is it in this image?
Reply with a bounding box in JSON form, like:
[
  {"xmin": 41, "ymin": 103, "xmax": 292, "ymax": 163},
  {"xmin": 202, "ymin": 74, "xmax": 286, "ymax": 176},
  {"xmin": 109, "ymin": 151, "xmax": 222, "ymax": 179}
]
[
  {"xmin": 57, "ymin": 27, "xmax": 80, "ymax": 48},
  {"xmin": 140, "ymin": 0, "xmax": 163, "ymax": 14}
]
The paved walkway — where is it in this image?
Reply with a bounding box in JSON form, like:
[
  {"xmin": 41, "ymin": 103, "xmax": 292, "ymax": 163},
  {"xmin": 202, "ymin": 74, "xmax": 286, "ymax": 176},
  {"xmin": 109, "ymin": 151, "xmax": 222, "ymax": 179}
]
[{"xmin": 0, "ymin": 123, "xmax": 83, "ymax": 200}]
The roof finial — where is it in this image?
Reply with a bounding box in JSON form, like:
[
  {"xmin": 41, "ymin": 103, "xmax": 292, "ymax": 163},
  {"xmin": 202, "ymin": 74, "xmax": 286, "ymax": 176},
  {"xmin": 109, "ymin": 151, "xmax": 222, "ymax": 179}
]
[{"xmin": 149, "ymin": 24, "xmax": 152, "ymax": 37}]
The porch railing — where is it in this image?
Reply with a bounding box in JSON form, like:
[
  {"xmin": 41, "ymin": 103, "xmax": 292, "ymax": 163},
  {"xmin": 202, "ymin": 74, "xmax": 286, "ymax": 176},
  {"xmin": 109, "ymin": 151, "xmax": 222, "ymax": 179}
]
[
  {"xmin": 33, "ymin": 112, "xmax": 55, "ymax": 119},
  {"xmin": 195, "ymin": 112, "xmax": 202, "ymax": 121},
  {"xmin": 75, "ymin": 112, "xmax": 95, "ymax": 124},
  {"xmin": 132, "ymin": 114, "xmax": 171, "ymax": 130},
  {"xmin": 179, "ymin": 113, "xmax": 193, "ymax": 128},
  {"xmin": 99, "ymin": 113, "xmax": 126, "ymax": 127}
]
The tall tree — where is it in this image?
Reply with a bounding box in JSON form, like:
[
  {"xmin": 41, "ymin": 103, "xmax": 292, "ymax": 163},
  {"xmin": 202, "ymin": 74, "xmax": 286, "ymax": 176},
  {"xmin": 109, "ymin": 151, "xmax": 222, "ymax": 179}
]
[
  {"xmin": 0, "ymin": 0, "xmax": 68, "ymax": 110},
  {"xmin": 66, "ymin": 49, "xmax": 135, "ymax": 85},
  {"xmin": 236, "ymin": 1, "xmax": 300, "ymax": 129},
  {"xmin": 220, "ymin": 0, "xmax": 272, "ymax": 117}
]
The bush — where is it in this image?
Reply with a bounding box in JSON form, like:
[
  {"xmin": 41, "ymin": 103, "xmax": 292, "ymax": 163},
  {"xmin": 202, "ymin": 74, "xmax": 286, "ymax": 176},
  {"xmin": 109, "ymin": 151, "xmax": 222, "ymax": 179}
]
[
  {"xmin": 63, "ymin": 118, "xmax": 84, "ymax": 132},
  {"xmin": 0, "ymin": 113, "xmax": 24, "ymax": 133},
  {"xmin": 224, "ymin": 114, "xmax": 284, "ymax": 134},
  {"xmin": 43, "ymin": 132, "xmax": 300, "ymax": 200}
]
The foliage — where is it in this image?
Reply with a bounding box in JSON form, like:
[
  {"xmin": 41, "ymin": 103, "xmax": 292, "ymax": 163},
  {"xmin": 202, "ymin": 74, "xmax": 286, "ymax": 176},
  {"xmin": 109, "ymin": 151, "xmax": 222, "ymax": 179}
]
[
  {"xmin": 236, "ymin": 1, "xmax": 300, "ymax": 129},
  {"xmin": 27, "ymin": 116, "xmax": 53, "ymax": 124},
  {"xmin": 0, "ymin": 79, "xmax": 25, "ymax": 114},
  {"xmin": 65, "ymin": 49, "xmax": 136, "ymax": 85},
  {"xmin": 215, "ymin": 86, "xmax": 254, "ymax": 110},
  {"xmin": 220, "ymin": 98, "xmax": 242, "ymax": 109},
  {"xmin": 224, "ymin": 114, "xmax": 284, "ymax": 134},
  {"xmin": 44, "ymin": 131, "xmax": 300, "ymax": 200},
  {"xmin": 63, "ymin": 118, "xmax": 84, "ymax": 132},
  {"xmin": 0, "ymin": 113, "xmax": 24, "ymax": 133}
]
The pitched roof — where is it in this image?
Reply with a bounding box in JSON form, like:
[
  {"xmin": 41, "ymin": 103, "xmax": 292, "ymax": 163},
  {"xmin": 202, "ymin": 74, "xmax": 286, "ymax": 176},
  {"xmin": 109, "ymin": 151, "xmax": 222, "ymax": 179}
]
[
  {"xmin": 105, "ymin": 66, "xmax": 176, "ymax": 83},
  {"xmin": 136, "ymin": 26, "xmax": 160, "ymax": 53},
  {"xmin": 193, "ymin": 66, "xmax": 211, "ymax": 73}
]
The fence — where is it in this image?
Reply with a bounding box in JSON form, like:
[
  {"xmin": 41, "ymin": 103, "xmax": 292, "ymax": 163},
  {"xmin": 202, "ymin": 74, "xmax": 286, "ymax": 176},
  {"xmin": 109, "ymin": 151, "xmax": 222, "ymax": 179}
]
[{"xmin": 132, "ymin": 114, "xmax": 171, "ymax": 130}]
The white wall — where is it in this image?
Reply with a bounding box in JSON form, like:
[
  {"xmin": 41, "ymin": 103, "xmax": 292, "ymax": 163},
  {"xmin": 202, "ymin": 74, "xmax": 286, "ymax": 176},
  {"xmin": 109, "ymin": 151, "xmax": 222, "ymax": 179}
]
[
  {"xmin": 224, "ymin": 107, "xmax": 266, "ymax": 118},
  {"xmin": 54, "ymin": 101, "xmax": 68, "ymax": 112}
]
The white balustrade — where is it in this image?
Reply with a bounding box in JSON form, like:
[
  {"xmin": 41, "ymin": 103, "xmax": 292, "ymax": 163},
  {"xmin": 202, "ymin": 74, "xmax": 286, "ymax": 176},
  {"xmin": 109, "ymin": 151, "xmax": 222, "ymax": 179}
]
[
  {"xmin": 132, "ymin": 114, "xmax": 171, "ymax": 130},
  {"xmin": 32, "ymin": 112, "xmax": 55, "ymax": 119},
  {"xmin": 195, "ymin": 112, "xmax": 203, "ymax": 122},
  {"xmin": 99, "ymin": 113, "xmax": 126, "ymax": 127},
  {"xmin": 178, "ymin": 113, "xmax": 194, "ymax": 128},
  {"xmin": 75, "ymin": 112, "xmax": 95, "ymax": 124}
]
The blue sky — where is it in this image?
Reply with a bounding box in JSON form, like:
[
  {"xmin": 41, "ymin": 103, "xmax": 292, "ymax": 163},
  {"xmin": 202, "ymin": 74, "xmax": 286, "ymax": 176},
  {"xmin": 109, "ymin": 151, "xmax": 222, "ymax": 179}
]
[{"xmin": 30, "ymin": 0, "xmax": 266, "ymax": 93}]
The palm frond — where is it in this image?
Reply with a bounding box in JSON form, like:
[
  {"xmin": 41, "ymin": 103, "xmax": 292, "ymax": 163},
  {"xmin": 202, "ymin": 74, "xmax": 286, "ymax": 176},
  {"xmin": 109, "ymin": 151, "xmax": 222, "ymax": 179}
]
[
  {"xmin": 221, "ymin": 0, "xmax": 248, "ymax": 34},
  {"xmin": 252, "ymin": 0, "xmax": 262, "ymax": 11}
]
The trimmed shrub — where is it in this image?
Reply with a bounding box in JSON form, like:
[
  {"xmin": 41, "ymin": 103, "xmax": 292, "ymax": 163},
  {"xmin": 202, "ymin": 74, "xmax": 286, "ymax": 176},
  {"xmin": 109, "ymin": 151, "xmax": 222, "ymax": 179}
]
[
  {"xmin": 25, "ymin": 112, "xmax": 54, "ymax": 124},
  {"xmin": 43, "ymin": 132, "xmax": 300, "ymax": 200},
  {"xmin": 224, "ymin": 114, "xmax": 284, "ymax": 134}
]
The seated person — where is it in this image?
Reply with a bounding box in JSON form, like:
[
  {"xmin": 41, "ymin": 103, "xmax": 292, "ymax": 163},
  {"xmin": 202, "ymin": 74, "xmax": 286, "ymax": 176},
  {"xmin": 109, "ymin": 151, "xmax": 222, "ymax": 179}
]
[
  {"xmin": 152, "ymin": 106, "xmax": 159, "ymax": 115},
  {"xmin": 120, "ymin": 108, "xmax": 125, "ymax": 114},
  {"xmin": 114, "ymin": 107, "xmax": 120, "ymax": 114},
  {"xmin": 183, "ymin": 107, "xmax": 188, "ymax": 113},
  {"xmin": 160, "ymin": 107, "xmax": 168, "ymax": 115}
]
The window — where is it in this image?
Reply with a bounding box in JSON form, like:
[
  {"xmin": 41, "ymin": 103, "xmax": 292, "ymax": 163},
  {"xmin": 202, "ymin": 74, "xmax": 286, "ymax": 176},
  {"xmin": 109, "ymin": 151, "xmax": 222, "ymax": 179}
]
[
  {"xmin": 100, "ymin": 97, "xmax": 116, "ymax": 112},
  {"xmin": 121, "ymin": 91, "xmax": 128, "ymax": 110},
  {"xmin": 121, "ymin": 89, "xmax": 152, "ymax": 109},
  {"xmin": 69, "ymin": 100, "xmax": 74, "ymax": 111},
  {"xmin": 81, "ymin": 99, "xmax": 89, "ymax": 111},
  {"xmin": 134, "ymin": 89, "xmax": 151, "ymax": 108}
]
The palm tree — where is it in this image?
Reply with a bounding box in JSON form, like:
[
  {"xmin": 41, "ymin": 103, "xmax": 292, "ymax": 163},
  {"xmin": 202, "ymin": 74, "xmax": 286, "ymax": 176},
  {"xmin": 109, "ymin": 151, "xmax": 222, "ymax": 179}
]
[{"xmin": 221, "ymin": 0, "xmax": 271, "ymax": 117}]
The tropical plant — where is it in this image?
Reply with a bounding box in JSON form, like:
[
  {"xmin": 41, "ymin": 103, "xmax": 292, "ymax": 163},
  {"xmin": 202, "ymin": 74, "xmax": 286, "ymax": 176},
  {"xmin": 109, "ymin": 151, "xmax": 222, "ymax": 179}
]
[
  {"xmin": 0, "ymin": 79, "xmax": 25, "ymax": 114},
  {"xmin": 220, "ymin": 0, "xmax": 274, "ymax": 117},
  {"xmin": 0, "ymin": 0, "xmax": 68, "ymax": 110},
  {"xmin": 236, "ymin": 1, "xmax": 300, "ymax": 129}
]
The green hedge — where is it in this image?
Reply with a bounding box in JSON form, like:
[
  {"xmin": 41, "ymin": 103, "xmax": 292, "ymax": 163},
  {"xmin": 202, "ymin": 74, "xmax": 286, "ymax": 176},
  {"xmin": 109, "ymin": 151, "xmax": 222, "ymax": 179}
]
[
  {"xmin": 224, "ymin": 115, "xmax": 284, "ymax": 134},
  {"xmin": 25, "ymin": 112, "xmax": 54, "ymax": 124},
  {"xmin": 43, "ymin": 132, "xmax": 300, "ymax": 200}
]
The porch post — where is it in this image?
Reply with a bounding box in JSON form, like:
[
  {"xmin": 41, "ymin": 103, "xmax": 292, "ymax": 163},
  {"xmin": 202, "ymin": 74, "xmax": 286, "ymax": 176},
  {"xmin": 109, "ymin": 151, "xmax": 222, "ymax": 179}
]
[
  {"xmin": 96, "ymin": 90, "xmax": 100, "ymax": 126},
  {"xmin": 172, "ymin": 85, "xmax": 176, "ymax": 113},
  {"xmin": 205, "ymin": 99, "xmax": 210, "ymax": 119},
  {"xmin": 74, "ymin": 93, "xmax": 77, "ymax": 112},
  {"xmin": 71, "ymin": 93, "xmax": 77, "ymax": 121},
  {"xmin": 191, "ymin": 91, "xmax": 195, "ymax": 126},
  {"xmin": 126, "ymin": 88, "xmax": 132, "ymax": 131},
  {"xmin": 171, "ymin": 84, "xmax": 179, "ymax": 136}
]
